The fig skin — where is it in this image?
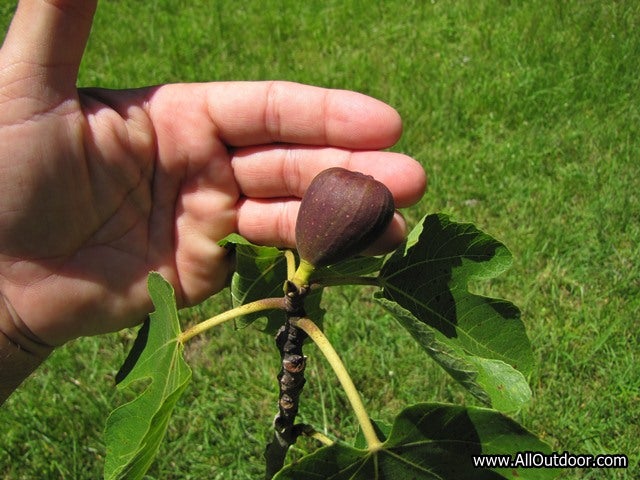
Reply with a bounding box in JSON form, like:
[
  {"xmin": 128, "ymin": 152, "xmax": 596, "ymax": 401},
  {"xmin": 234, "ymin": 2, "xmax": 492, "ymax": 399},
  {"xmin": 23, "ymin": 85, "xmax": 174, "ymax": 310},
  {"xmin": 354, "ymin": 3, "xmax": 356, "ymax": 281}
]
[{"xmin": 295, "ymin": 167, "xmax": 395, "ymax": 268}]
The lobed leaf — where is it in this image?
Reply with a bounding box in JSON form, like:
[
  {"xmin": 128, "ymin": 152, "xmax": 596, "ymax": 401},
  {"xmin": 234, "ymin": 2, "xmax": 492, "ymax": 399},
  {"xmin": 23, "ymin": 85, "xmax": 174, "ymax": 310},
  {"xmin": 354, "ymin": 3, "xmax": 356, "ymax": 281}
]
[
  {"xmin": 103, "ymin": 273, "xmax": 191, "ymax": 480},
  {"xmin": 376, "ymin": 214, "xmax": 534, "ymax": 412},
  {"xmin": 275, "ymin": 403, "xmax": 558, "ymax": 480}
]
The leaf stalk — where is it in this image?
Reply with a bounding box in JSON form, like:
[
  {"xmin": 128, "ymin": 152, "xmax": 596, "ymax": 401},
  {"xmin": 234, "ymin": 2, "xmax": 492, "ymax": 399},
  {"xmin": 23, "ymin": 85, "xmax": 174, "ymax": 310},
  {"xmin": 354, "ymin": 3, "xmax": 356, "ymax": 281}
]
[
  {"xmin": 284, "ymin": 249, "xmax": 297, "ymax": 281},
  {"xmin": 292, "ymin": 317, "xmax": 382, "ymax": 451},
  {"xmin": 179, "ymin": 297, "xmax": 285, "ymax": 343}
]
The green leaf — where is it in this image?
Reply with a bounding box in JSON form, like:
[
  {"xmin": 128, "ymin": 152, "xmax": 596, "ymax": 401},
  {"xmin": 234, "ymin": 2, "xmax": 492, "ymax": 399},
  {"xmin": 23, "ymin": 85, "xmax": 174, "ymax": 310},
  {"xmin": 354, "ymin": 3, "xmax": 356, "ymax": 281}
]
[
  {"xmin": 353, "ymin": 418, "xmax": 391, "ymax": 449},
  {"xmin": 275, "ymin": 403, "xmax": 559, "ymax": 480},
  {"xmin": 219, "ymin": 234, "xmax": 324, "ymax": 333},
  {"xmin": 376, "ymin": 214, "xmax": 534, "ymax": 412},
  {"xmin": 317, "ymin": 255, "xmax": 386, "ymax": 279},
  {"xmin": 219, "ymin": 235, "xmax": 385, "ymax": 333},
  {"xmin": 103, "ymin": 272, "xmax": 191, "ymax": 480},
  {"xmin": 376, "ymin": 298, "xmax": 531, "ymax": 412},
  {"xmin": 221, "ymin": 234, "xmax": 288, "ymax": 329}
]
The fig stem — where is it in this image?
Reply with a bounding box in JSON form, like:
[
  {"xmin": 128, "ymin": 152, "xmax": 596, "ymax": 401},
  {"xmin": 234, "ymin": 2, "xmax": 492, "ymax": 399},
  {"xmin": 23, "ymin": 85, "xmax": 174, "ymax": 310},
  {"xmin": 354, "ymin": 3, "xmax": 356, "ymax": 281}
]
[
  {"xmin": 291, "ymin": 316, "xmax": 383, "ymax": 452},
  {"xmin": 179, "ymin": 297, "xmax": 285, "ymax": 343},
  {"xmin": 290, "ymin": 258, "xmax": 316, "ymax": 287}
]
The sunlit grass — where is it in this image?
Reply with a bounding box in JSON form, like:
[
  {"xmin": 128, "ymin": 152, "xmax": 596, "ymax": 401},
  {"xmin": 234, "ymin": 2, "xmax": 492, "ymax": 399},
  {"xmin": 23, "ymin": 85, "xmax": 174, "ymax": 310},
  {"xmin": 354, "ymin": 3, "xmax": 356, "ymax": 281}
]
[{"xmin": 1, "ymin": 1, "xmax": 638, "ymax": 478}]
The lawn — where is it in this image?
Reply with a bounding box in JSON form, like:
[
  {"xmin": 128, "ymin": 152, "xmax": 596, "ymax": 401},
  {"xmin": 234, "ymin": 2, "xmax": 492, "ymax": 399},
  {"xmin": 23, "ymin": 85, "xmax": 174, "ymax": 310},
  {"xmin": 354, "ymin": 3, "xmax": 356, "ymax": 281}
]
[{"xmin": 1, "ymin": 1, "xmax": 638, "ymax": 479}]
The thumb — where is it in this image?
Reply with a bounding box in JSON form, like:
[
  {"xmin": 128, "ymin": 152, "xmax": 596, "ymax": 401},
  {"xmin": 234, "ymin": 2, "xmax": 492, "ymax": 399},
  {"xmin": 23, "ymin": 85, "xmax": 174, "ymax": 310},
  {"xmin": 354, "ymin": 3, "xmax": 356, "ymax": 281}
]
[{"xmin": 1, "ymin": 0, "xmax": 97, "ymax": 98}]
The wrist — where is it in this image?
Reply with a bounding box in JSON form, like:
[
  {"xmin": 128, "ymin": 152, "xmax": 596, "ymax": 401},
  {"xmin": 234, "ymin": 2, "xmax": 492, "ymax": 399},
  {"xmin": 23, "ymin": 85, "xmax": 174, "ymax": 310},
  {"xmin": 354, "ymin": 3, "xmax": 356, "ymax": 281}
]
[{"xmin": 0, "ymin": 294, "xmax": 54, "ymax": 405}]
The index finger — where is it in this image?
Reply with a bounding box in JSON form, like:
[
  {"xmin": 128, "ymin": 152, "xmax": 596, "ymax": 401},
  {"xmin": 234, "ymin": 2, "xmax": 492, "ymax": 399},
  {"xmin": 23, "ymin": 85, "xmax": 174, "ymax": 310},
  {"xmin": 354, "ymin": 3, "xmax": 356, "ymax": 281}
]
[{"xmin": 148, "ymin": 81, "xmax": 404, "ymax": 149}]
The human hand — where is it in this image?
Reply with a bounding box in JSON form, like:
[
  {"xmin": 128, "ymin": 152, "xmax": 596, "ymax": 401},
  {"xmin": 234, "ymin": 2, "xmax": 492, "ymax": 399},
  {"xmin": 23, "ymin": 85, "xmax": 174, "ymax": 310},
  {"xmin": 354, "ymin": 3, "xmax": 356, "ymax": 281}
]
[{"xmin": 0, "ymin": 1, "xmax": 426, "ymax": 347}]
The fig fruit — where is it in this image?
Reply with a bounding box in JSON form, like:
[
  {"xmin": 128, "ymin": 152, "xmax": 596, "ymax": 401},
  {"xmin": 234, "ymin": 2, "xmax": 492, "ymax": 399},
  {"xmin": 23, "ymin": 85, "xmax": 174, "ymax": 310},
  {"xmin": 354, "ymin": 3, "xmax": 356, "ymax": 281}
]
[{"xmin": 295, "ymin": 167, "xmax": 395, "ymax": 270}]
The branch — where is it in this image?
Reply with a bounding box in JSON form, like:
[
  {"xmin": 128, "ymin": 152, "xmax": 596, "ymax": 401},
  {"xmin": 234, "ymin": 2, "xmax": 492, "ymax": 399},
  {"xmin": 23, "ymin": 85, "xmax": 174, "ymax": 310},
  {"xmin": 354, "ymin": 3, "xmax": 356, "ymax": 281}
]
[{"xmin": 264, "ymin": 283, "xmax": 309, "ymax": 479}]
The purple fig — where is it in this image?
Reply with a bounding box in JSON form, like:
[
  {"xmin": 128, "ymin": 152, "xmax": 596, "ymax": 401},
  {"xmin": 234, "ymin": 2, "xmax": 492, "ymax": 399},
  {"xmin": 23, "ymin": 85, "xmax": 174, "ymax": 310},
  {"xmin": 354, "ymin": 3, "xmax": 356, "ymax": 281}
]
[{"xmin": 295, "ymin": 167, "xmax": 395, "ymax": 269}]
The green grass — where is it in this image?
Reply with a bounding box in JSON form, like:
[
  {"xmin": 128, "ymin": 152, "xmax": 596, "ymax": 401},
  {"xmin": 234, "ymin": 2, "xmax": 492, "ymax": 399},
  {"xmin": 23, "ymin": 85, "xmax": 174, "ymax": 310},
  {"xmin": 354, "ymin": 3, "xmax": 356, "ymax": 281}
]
[{"xmin": 1, "ymin": 1, "xmax": 639, "ymax": 478}]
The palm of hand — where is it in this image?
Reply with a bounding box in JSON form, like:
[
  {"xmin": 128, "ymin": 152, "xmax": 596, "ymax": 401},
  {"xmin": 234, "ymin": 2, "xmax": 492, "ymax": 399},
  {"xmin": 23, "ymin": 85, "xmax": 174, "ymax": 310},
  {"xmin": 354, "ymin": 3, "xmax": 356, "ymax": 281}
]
[{"xmin": 0, "ymin": 85, "xmax": 239, "ymax": 344}]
